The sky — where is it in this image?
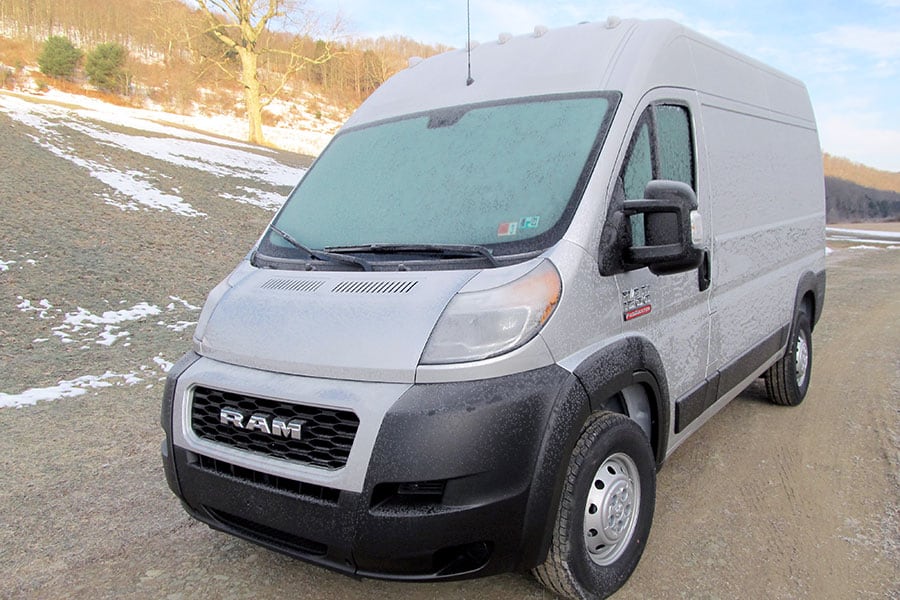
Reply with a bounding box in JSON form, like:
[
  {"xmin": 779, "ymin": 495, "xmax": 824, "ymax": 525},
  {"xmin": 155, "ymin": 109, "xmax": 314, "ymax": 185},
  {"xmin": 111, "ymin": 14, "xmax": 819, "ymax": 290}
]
[{"xmin": 307, "ymin": 0, "xmax": 900, "ymax": 172}]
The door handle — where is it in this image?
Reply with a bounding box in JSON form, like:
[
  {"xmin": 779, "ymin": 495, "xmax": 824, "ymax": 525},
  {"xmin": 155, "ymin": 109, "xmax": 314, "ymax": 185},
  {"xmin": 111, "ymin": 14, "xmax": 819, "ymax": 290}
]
[{"xmin": 698, "ymin": 249, "xmax": 711, "ymax": 292}]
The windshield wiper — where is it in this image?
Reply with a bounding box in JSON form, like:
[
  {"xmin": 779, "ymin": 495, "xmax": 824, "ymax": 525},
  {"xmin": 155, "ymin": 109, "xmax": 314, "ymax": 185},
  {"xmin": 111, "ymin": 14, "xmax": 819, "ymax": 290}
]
[
  {"xmin": 324, "ymin": 243, "xmax": 500, "ymax": 267},
  {"xmin": 268, "ymin": 225, "xmax": 372, "ymax": 271}
]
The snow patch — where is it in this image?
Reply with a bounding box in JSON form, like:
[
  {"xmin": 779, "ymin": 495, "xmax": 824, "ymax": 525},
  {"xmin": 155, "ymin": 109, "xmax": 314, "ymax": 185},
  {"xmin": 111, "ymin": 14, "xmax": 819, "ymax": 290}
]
[
  {"xmin": 0, "ymin": 259, "xmax": 15, "ymax": 271},
  {"xmin": 0, "ymin": 371, "xmax": 143, "ymax": 409},
  {"xmin": 168, "ymin": 296, "xmax": 201, "ymax": 311},
  {"xmin": 17, "ymin": 297, "xmax": 57, "ymax": 320},
  {"xmin": 153, "ymin": 355, "xmax": 175, "ymax": 373},
  {"xmin": 159, "ymin": 320, "xmax": 197, "ymax": 333},
  {"xmin": 0, "ymin": 92, "xmax": 307, "ymax": 214},
  {"xmin": 0, "ymin": 96, "xmax": 205, "ymax": 217},
  {"xmin": 46, "ymin": 302, "xmax": 161, "ymax": 346}
]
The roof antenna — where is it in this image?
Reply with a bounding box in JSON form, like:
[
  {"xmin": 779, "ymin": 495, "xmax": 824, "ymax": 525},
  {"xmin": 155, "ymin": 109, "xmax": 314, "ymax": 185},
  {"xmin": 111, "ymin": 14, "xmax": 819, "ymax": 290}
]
[{"xmin": 466, "ymin": 0, "xmax": 475, "ymax": 86}]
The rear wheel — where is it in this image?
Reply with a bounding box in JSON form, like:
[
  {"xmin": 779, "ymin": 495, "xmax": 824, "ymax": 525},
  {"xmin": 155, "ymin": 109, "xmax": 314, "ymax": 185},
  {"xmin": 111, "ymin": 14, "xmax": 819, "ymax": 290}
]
[
  {"xmin": 765, "ymin": 306, "xmax": 813, "ymax": 406},
  {"xmin": 533, "ymin": 412, "xmax": 656, "ymax": 600}
]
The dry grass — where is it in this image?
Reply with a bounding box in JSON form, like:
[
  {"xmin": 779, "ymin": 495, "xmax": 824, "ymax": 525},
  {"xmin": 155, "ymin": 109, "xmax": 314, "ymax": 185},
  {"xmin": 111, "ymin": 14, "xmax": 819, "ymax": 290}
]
[{"xmin": 824, "ymin": 153, "xmax": 900, "ymax": 194}]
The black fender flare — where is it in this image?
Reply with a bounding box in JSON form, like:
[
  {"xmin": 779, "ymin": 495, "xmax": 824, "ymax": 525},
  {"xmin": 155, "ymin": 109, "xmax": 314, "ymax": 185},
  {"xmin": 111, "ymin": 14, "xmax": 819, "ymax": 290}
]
[
  {"xmin": 794, "ymin": 269, "xmax": 826, "ymax": 329},
  {"xmin": 518, "ymin": 337, "xmax": 669, "ymax": 570}
]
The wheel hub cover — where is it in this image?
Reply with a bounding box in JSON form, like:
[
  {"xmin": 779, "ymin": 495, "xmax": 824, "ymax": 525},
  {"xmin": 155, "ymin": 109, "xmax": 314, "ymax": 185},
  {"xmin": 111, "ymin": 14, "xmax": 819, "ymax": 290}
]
[{"xmin": 583, "ymin": 452, "xmax": 641, "ymax": 566}]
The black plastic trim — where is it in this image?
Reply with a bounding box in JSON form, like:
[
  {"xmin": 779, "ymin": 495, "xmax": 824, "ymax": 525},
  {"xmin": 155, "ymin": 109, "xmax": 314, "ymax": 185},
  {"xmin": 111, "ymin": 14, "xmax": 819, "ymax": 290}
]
[
  {"xmin": 673, "ymin": 376, "xmax": 718, "ymax": 435},
  {"xmin": 166, "ymin": 364, "xmax": 576, "ymax": 581},
  {"xmin": 572, "ymin": 337, "xmax": 670, "ymax": 466},
  {"xmin": 160, "ymin": 351, "xmax": 202, "ymax": 499},
  {"xmin": 674, "ymin": 325, "xmax": 788, "ymax": 433},
  {"xmin": 718, "ymin": 326, "xmax": 788, "ymax": 394},
  {"xmin": 796, "ymin": 269, "xmax": 826, "ymax": 329}
]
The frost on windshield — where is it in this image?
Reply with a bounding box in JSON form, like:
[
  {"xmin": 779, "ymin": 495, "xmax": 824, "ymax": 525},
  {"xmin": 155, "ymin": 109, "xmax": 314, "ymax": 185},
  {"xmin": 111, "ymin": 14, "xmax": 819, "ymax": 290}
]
[{"xmin": 273, "ymin": 95, "xmax": 611, "ymax": 250}]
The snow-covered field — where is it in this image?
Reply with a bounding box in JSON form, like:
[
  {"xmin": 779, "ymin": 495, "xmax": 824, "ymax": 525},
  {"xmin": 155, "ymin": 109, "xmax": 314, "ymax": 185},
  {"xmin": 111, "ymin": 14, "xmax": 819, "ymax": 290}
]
[
  {"xmin": 0, "ymin": 90, "xmax": 310, "ymax": 215},
  {"xmin": 1, "ymin": 292, "xmax": 202, "ymax": 409},
  {"xmin": 6, "ymin": 84, "xmax": 343, "ymax": 157},
  {"xmin": 0, "ymin": 88, "xmax": 319, "ymax": 408}
]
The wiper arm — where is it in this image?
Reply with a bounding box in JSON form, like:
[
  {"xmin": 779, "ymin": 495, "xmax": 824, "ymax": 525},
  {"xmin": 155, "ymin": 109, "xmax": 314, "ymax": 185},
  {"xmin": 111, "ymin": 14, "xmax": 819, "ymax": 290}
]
[
  {"xmin": 325, "ymin": 243, "xmax": 499, "ymax": 267},
  {"xmin": 268, "ymin": 225, "xmax": 372, "ymax": 271}
]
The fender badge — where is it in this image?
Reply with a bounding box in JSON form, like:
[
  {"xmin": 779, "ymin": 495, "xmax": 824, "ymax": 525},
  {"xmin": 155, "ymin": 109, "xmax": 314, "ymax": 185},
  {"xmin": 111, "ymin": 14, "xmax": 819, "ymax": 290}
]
[
  {"xmin": 622, "ymin": 285, "xmax": 652, "ymax": 321},
  {"xmin": 625, "ymin": 305, "xmax": 652, "ymax": 321}
]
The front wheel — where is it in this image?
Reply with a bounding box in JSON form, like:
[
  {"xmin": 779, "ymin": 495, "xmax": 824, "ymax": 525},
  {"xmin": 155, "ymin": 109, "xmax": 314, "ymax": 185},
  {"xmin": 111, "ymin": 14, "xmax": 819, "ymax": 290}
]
[
  {"xmin": 765, "ymin": 307, "xmax": 813, "ymax": 406},
  {"xmin": 533, "ymin": 412, "xmax": 656, "ymax": 600}
]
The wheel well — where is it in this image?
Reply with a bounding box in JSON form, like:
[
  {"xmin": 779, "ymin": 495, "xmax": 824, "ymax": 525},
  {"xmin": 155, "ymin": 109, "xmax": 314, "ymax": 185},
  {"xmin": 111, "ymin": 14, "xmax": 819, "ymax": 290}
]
[
  {"xmin": 801, "ymin": 292, "xmax": 815, "ymax": 328},
  {"xmin": 597, "ymin": 380, "xmax": 661, "ymax": 468}
]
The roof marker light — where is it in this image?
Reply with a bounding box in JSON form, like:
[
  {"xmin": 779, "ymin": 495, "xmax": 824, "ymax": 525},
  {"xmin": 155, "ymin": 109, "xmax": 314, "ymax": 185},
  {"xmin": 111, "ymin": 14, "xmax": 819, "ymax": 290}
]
[
  {"xmin": 533, "ymin": 25, "xmax": 549, "ymax": 38},
  {"xmin": 605, "ymin": 16, "xmax": 622, "ymax": 29},
  {"xmin": 408, "ymin": 56, "xmax": 424, "ymax": 68},
  {"xmin": 498, "ymin": 32, "xmax": 513, "ymax": 44}
]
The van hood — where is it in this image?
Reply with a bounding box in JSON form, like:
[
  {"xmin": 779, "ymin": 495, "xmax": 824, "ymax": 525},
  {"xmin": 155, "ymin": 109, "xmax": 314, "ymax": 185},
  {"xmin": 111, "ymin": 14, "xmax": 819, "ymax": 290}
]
[{"xmin": 194, "ymin": 265, "xmax": 477, "ymax": 383}]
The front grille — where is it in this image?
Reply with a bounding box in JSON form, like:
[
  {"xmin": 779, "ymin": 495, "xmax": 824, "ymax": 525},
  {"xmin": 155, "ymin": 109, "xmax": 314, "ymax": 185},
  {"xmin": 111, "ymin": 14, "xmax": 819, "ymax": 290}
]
[{"xmin": 191, "ymin": 386, "xmax": 359, "ymax": 469}]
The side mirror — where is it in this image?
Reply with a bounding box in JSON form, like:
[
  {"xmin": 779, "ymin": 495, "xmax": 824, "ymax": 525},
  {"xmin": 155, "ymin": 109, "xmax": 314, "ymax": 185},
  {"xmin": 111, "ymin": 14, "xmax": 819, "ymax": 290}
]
[{"xmin": 623, "ymin": 180, "xmax": 703, "ymax": 276}]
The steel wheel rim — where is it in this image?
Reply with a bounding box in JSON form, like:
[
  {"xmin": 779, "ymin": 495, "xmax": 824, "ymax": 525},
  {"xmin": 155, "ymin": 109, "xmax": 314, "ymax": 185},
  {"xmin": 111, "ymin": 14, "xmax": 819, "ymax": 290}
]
[
  {"xmin": 583, "ymin": 452, "xmax": 641, "ymax": 566},
  {"xmin": 795, "ymin": 329, "xmax": 810, "ymax": 388}
]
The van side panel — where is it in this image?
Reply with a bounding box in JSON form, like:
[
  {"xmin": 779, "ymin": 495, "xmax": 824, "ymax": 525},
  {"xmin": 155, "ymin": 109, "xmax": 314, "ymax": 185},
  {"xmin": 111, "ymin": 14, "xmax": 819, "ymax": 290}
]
[{"xmin": 698, "ymin": 94, "xmax": 824, "ymax": 376}]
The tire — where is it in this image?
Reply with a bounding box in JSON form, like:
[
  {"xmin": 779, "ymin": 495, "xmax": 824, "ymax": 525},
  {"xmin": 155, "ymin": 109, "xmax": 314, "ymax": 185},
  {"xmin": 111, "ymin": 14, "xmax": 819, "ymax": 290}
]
[
  {"xmin": 533, "ymin": 412, "xmax": 656, "ymax": 600},
  {"xmin": 765, "ymin": 307, "xmax": 812, "ymax": 406}
]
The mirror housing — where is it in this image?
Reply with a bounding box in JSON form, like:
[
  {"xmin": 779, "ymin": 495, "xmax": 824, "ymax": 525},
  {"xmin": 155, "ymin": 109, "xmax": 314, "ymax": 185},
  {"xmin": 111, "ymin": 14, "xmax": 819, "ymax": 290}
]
[{"xmin": 623, "ymin": 180, "xmax": 704, "ymax": 276}]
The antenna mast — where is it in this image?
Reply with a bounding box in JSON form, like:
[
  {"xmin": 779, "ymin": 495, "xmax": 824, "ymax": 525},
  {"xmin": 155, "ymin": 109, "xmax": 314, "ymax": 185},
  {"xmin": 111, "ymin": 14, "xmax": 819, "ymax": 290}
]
[{"xmin": 466, "ymin": 0, "xmax": 474, "ymax": 86}]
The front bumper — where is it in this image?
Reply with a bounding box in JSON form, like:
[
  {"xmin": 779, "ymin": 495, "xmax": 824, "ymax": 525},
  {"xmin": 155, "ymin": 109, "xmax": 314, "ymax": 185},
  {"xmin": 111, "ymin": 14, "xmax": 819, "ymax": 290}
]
[{"xmin": 161, "ymin": 353, "xmax": 573, "ymax": 580}]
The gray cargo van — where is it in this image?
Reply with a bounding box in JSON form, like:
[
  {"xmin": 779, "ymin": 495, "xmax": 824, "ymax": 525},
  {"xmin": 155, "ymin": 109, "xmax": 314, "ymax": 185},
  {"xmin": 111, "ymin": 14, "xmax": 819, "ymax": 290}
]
[{"xmin": 161, "ymin": 18, "xmax": 826, "ymax": 599}]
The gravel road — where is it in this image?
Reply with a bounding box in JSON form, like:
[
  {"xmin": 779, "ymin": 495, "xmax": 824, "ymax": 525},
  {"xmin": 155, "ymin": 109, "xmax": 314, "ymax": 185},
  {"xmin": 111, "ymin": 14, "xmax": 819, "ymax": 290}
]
[{"xmin": 1, "ymin": 97, "xmax": 898, "ymax": 600}]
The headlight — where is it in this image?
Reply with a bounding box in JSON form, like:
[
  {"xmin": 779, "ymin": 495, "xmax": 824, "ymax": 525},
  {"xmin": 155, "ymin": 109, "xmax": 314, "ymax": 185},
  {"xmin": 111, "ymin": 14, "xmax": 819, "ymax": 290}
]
[{"xmin": 420, "ymin": 260, "xmax": 561, "ymax": 364}]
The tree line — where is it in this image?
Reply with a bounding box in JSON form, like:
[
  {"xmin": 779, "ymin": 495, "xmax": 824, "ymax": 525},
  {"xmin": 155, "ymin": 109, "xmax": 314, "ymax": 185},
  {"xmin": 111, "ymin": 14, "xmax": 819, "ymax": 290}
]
[
  {"xmin": 0, "ymin": 0, "xmax": 449, "ymax": 143},
  {"xmin": 825, "ymin": 177, "xmax": 900, "ymax": 223}
]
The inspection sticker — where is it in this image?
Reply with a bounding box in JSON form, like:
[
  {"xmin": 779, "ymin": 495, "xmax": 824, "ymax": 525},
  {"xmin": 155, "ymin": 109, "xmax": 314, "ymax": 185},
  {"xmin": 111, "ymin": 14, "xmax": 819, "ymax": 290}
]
[
  {"xmin": 497, "ymin": 221, "xmax": 518, "ymax": 236},
  {"xmin": 520, "ymin": 216, "xmax": 540, "ymax": 229}
]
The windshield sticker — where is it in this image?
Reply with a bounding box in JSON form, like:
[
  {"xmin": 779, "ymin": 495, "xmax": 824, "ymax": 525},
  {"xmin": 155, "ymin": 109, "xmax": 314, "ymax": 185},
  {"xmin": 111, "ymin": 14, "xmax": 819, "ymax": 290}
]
[
  {"xmin": 520, "ymin": 216, "xmax": 540, "ymax": 229},
  {"xmin": 497, "ymin": 221, "xmax": 518, "ymax": 236}
]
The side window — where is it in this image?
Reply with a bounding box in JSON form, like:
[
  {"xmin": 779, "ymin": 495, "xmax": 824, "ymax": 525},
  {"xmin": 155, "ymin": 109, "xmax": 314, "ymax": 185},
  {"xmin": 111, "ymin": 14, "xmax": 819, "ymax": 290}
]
[
  {"xmin": 656, "ymin": 105, "xmax": 694, "ymax": 188},
  {"xmin": 624, "ymin": 121, "xmax": 653, "ymax": 200},
  {"xmin": 623, "ymin": 116, "xmax": 653, "ymax": 246},
  {"xmin": 619, "ymin": 103, "xmax": 695, "ymax": 250}
]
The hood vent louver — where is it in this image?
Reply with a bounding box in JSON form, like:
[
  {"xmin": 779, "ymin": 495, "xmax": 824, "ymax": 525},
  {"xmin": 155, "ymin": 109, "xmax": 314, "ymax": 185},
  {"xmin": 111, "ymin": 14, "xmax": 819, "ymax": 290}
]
[
  {"xmin": 260, "ymin": 278, "xmax": 326, "ymax": 292},
  {"xmin": 331, "ymin": 280, "xmax": 418, "ymax": 295}
]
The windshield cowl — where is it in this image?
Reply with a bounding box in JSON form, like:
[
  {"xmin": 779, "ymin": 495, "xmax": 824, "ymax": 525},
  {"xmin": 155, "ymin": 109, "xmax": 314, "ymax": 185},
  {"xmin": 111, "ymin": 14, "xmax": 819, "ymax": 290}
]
[{"xmin": 251, "ymin": 247, "xmax": 544, "ymax": 272}]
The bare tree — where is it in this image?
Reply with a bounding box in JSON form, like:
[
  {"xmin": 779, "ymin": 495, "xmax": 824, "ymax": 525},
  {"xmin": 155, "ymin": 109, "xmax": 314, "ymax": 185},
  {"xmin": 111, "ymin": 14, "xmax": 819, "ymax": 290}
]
[{"xmin": 195, "ymin": 0, "xmax": 336, "ymax": 144}]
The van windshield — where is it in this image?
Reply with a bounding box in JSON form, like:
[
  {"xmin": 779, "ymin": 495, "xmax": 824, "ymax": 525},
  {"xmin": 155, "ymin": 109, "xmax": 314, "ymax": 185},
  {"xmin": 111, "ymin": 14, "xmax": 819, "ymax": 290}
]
[{"xmin": 262, "ymin": 93, "xmax": 617, "ymax": 263}]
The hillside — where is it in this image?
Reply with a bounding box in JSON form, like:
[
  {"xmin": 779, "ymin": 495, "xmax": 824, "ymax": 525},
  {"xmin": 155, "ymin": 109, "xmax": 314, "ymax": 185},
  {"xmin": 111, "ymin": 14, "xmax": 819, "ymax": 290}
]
[
  {"xmin": 0, "ymin": 0, "xmax": 448, "ymax": 143},
  {"xmin": 824, "ymin": 153, "xmax": 900, "ymax": 194},
  {"xmin": 823, "ymin": 155, "xmax": 900, "ymax": 223}
]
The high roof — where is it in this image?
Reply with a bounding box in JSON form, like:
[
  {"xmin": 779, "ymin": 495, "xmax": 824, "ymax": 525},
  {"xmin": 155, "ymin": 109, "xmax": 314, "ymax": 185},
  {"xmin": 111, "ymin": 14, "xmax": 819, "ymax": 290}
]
[{"xmin": 343, "ymin": 18, "xmax": 812, "ymax": 130}]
